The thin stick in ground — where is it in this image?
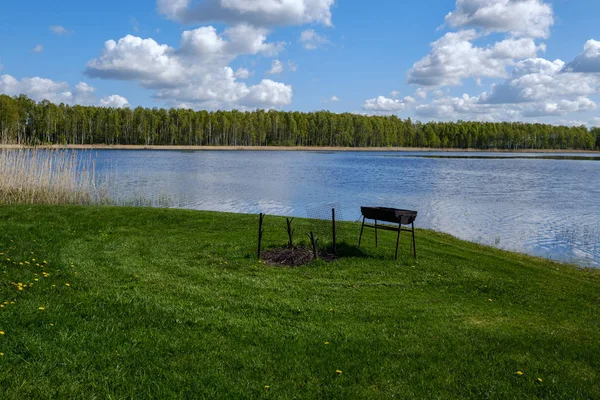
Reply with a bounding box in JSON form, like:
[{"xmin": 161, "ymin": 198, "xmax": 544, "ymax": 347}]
[{"xmin": 286, "ymin": 217, "xmax": 295, "ymax": 247}]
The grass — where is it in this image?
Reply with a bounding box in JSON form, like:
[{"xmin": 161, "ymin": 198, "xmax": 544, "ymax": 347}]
[
  {"xmin": 0, "ymin": 150, "xmax": 108, "ymax": 205},
  {"xmin": 0, "ymin": 204, "xmax": 598, "ymax": 399}
]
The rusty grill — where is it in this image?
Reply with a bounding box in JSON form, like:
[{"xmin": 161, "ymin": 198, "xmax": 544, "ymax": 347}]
[{"xmin": 358, "ymin": 207, "xmax": 418, "ymax": 260}]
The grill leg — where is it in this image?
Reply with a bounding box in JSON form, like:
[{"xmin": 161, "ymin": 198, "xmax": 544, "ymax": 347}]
[
  {"xmin": 358, "ymin": 216, "xmax": 366, "ymax": 247},
  {"xmin": 395, "ymin": 223, "xmax": 401, "ymax": 261},
  {"xmin": 412, "ymin": 222, "xmax": 417, "ymax": 259},
  {"xmin": 375, "ymin": 220, "xmax": 378, "ymax": 248}
]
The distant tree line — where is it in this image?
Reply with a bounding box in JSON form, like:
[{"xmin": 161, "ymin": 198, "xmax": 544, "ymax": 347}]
[{"xmin": 1, "ymin": 94, "xmax": 599, "ymax": 150}]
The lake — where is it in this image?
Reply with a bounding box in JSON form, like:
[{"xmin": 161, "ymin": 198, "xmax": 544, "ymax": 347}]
[{"xmin": 91, "ymin": 150, "xmax": 600, "ymax": 268}]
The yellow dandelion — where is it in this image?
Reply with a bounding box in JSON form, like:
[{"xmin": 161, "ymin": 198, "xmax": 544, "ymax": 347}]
[
  {"xmin": 264, "ymin": 386, "xmax": 270, "ymax": 390},
  {"xmin": 516, "ymin": 371, "xmax": 524, "ymax": 376},
  {"xmin": 36, "ymin": 264, "xmax": 40, "ymax": 267},
  {"xmin": 0, "ymin": 331, "xmax": 5, "ymax": 335},
  {"xmin": 50, "ymin": 324, "xmax": 54, "ymax": 327},
  {"xmin": 488, "ymin": 299, "xmax": 493, "ymax": 302},
  {"xmin": 329, "ymin": 308, "xmax": 334, "ymax": 312},
  {"xmin": 19, "ymin": 262, "xmax": 23, "ymax": 265},
  {"xmin": 0, "ymin": 353, "xmax": 3, "ymax": 356},
  {"xmin": 25, "ymin": 261, "xmax": 30, "ymax": 265},
  {"xmin": 0, "ymin": 305, "xmax": 3, "ymax": 308},
  {"xmin": 34, "ymin": 279, "xmax": 39, "ymax": 282},
  {"xmin": 324, "ymin": 342, "xmax": 330, "ymax": 345},
  {"xmin": 38, "ymin": 307, "xmax": 45, "ymax": 311},
  {"xmin": 336, "ymin": 370, "xmax": 343, "ymax": 375},
  {"xmin": 537, "ymin": 378, "xmax": 543, "ymax": 383},
  {"xmin": 10, "ymin": 302, "xmax": 14, "ymax": 304},
  {"xmin": 18, "ymin": 287, "xmax": 23, "ymax": 291},
  {"xmin": 32, "ymin": 259, "xmax": 36, "ymax": 262},
  {"xmin": 65, "ymin": 283, "xmax": 71, "ymax": 287}
]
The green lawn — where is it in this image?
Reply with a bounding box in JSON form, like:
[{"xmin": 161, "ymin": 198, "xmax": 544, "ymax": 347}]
[{"xmin": 0, "ymin": 205, "xmax": 598, "ymax": 399}]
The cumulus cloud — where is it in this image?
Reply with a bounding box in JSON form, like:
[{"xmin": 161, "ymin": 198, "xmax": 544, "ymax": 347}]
[
  {"xmin": 100, "ymin": 95, "xmax": 130, "ymax": 108},
  {"xmin": 408, "ymin": 30, "xmax": 543, "ymax": 86},
  {"xmin": 234, "ymin": 67, "xmax": 252, "ymax": 79},
  {"xmin": 32, "ymin": 45, "xmax": 43, "ymax": 53},
  {"xmin": 414, "ymin": 88, "xmax": 427, "ymax": 99},
  {"xmin": 479, "ymin": 56, "xmax": 600, "ymax": 105},
  {"xmin": 363, "ymin": 95, "xmax": 414, "ymax": 113},
  {"xmin": 330, "ymin": 95, "xmax": 340, "ymax": 102},
  {"xmin": 564, "ymin": 39, "xmax": 600, "ymax": 73},
  {"xmin": 157, "ymin": 0, "xmax": 335, "ymax": 27},
  {"xmin": 0, "ymin": 75, "xmax": 125, "ymax": 107},
  {"xmin": 0, "ymin": 75, "xmax": 72, "ymax": 104},
  {"xmin": 49, "ymin": 25, "xmax": 72, "ymax": 35},
  {"xmin": 85, "ymin": 26, "xmax": 292, "ymax": 109},
  {"xmin": 446, "ymin": 0, "xmax": 554, "ymax": 39},
  {"xmin": 299, "ymin": 29, "xmax": 331, "ymax": 50},
  {"xmin": 414, "ymin": 42, "xmax": 600, "ymax": 122},
  {"xmin": 287, "ymin": 60, "xmax": 298, "ymax": 72},
  {"xmin": 267, "ymin": 59, "xmax": 284, "ymax": 75}
]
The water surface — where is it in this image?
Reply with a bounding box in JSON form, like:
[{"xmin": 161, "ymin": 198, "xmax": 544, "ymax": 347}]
[{"xmin": 92, "ymin": 150, "xmax": 600, "ymax": 267}]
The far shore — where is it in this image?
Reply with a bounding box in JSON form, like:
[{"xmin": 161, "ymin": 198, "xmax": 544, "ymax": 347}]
[{"xmin": 0, "ymin": 144, "xmax": 598, "ymax": 153}]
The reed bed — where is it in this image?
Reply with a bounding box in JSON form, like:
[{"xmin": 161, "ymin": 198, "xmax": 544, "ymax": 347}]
[{"xmin": 0, "ymin": 149, "xmax": 110, "ymax": 205}]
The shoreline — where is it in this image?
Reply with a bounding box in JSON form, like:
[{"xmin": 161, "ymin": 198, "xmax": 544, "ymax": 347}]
[{"xmin": 0, "ymin": 144, "xmax": 598, "ymax": 153}]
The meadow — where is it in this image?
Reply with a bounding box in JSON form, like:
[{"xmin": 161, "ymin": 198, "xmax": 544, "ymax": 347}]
[{"xmin": 0, "ymin": 205, "xmax": 598, "ymax": 399}]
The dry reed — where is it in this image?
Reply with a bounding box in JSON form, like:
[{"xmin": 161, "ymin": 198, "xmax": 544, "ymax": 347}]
[{"xmin": 0, "ymin": 149, "xmax": 110, "ymax": 205}]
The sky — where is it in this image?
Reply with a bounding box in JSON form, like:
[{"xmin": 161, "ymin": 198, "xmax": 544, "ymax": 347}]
[{"xmin": 1, "ymin": 0, "xmax": 600, "ymax": 126}]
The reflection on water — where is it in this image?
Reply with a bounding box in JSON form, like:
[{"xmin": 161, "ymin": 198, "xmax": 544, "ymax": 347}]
[{"xmin": 92, "ymin": 150, "xmax": 600, "ymax": 268}]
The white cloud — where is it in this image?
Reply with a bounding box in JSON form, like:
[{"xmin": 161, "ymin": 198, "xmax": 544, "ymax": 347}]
[
  {"xmin": 0, "ymin": 75, "xmax": 72, "ymax": 104},
  {"xmin": 287, "ymin": 60, "xmax": 298, "ymax": 72},
  {"xmin": 299, "ymin": 29, "xmax": 331, "ymax": 50},
  {"xmin": 590, "ymin": 117, "xmax": 600, "ymax": 127},
  {"xmin": 85, "ymin": 27, "xmax": 292, "ymax": 109},
  {"xmin": 49, "ymin": 25, "xmax": 72, "ymax": 35},
  {"xmin": 157, "ymin": 0, "xmax": 335, "ymax": 27},
  {"xmin": 389, "ymin": 90, "xmax": 400, "ymax": 98},
  {"xmin": 131, "ymin": 17, "xmax": 140, "ymax": 33},
  {"xmin": 408, "ymin": 30, "xmax": 543, "ymax": 86},
  {"xmin": 234, "ymin": 68, "xmax": 252, "ymax": 79},
  {"xmin": 564, "ymin": 39, "xmax": 600, "ymax": 73},
  {"xmin": 0, "ymin": 75, "xmax": 125, "ymax": 107},
  {"xmin": 480, "ymin": 57, "xmax": 600, "ymax": 105},
  {"xmin": 415, "ymin": 88, "xmax": 427, "ymax": 99},
  {"xmin": 267, "ymin": 59, "xmax": 284, "ymax": 75},
  {"xmin": 330, "ymin": 95, "xmax": 340, "ymax": 102},
  {"xmin": 100, "ymin": 95, "xmax": 130, "ymax": 108},
  {"xmin": 32, "ymin": 45, "xmax": 43, "ymax": 53},
  {"xmin": 414, "ymin": 46, "xmax": 600, "ymax": 121},
  {"xmin": 363, "ymin": 95, "xmax": 414, "ymax": 113},
  {"xmin": 446, "ymin": 0, "xmax": 554, "ymax": 39}
]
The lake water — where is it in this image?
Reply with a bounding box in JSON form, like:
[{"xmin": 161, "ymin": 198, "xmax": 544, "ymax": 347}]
[{"xmin": 91, "ymin": 150, "xmax": 600, "ymax": 268}]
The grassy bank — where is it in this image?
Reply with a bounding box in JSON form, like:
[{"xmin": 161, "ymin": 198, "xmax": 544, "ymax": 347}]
[{"xmin": 0, "ymin": 205, "xmax": 598, "ymax": 399}]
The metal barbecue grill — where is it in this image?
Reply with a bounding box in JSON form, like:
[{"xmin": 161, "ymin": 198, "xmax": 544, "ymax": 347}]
[{"xmin": 358, "ymin": 207, "xmax": 418, "ymax": 260}]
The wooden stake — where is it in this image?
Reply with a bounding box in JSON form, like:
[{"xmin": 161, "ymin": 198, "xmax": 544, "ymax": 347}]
[
  {"xmin": 258, "ymin": 213, "xmax": 265, "ymax": 259},
  {"xmin": 332, "ymin": 208, "xmax": 337, "ymax": 255},
  {"xmin": 286, "ymin": 217, "xmax": 295, "ymax": 247},
  {"xmin": 306, "ymin": 232, "xmax": 319, "ymax": 260}
]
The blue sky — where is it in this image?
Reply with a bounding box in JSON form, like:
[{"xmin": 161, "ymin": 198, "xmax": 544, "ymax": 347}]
[{"xmin": 1, "ymin": 0, "xmax": 600, "ymax": 126}]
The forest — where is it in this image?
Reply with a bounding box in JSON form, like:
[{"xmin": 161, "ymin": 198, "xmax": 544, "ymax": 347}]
[{"xmin": 1, "ymin": 94, "xmax": 599, "ymax": 150}]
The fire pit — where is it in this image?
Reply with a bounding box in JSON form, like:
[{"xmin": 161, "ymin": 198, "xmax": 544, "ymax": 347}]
[{"xmin": 358, "ymin": 207, "xmax": 418, "ymax": 260}]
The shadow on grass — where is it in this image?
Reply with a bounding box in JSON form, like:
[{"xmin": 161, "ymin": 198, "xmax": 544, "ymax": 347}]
[{"xmin": 328, "ymin": 242, "xmax": 369, "ymax": 259}]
